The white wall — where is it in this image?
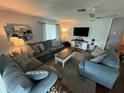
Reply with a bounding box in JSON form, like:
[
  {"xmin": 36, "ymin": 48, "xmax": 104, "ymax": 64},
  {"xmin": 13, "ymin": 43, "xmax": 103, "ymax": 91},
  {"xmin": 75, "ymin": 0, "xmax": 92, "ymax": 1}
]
[
  {"xmin": 106, "ymin": 18, "xmax": 124, "ymax": 49},
  {"xmin": 59, "ymin": 18, "xmax": 113, "ymax": 49},
  {"xmin": 0, "ymin": 9, "xmax": 42, "ymax": 54},
  {"xmin": 89, "ymin": 18, "xmax": 113, "ymax": 48}
]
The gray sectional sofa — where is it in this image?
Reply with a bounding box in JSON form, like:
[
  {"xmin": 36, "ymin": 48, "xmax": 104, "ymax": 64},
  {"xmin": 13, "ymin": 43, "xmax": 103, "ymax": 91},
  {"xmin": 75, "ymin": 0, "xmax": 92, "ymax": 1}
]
[
  {"xmin": 29, "ymin": 40, "xmax": 65, "ymax": 62},
  {"xmin": 79, "ymin": 49, "xmax": 120, "ymax": 89},
  {"xmin": 0, "ymin": 54, "xmax": 61, "ymax": 93}
]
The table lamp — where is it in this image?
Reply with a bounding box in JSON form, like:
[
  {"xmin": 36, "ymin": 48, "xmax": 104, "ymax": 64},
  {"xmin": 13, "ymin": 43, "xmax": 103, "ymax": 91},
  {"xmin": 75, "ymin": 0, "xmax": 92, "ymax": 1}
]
[{"xmin": 10, "ymin": 37, "xmax": 26, "ymax": 53}]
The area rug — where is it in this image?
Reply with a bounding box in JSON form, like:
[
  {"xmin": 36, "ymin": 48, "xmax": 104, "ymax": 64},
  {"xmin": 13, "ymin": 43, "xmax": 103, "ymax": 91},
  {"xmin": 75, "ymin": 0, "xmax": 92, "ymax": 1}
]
[{"xmin": 46, "ymin": 52, "xmax": 96, "ymax": 93}]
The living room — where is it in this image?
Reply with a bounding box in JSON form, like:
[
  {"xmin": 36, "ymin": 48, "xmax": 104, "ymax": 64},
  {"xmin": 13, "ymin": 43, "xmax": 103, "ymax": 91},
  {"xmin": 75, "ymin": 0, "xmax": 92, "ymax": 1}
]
[{"xmin": 0, "ymin": 0, "xmax": 124, "ymax": 93}]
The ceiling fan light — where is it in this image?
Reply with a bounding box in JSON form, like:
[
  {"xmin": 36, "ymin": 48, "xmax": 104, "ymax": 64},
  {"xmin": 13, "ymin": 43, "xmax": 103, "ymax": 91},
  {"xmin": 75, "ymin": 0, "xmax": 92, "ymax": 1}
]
[{"xmin": 91, "ymin": 7, "xmax": 97, "ymax": 12}]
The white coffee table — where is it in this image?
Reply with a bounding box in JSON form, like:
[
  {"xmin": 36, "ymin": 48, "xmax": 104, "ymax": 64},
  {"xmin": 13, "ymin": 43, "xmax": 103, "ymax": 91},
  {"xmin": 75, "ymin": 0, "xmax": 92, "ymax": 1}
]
[{"xmin": 55, "ymin": 48, "xmax": 75, "ymax": 68}]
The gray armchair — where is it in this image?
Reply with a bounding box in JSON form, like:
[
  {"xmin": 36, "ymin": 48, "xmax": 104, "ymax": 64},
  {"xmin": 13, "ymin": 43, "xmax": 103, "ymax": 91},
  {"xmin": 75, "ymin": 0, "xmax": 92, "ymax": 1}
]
[{"xmin": 79, "ymin": 50, "xmax": 120, "ymax": 89}]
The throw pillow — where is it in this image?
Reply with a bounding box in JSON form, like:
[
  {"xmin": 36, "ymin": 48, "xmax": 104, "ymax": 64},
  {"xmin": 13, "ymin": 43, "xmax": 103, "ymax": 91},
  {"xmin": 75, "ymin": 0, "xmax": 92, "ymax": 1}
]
[
  {"xmin": 25, "ymin": 70, "xmax": 49, "ymax": 80},
  {"xmin": 38, "ymin": 43, "xmax": 45, "ymax": 52},
  {"xmin": 31, "ymin": 44, "xmax": 41, "ymax": 54},
  {"xmin": 24, "ymin": 57, "xmax": 43, "ymax": 72},
  {"xmin": 51, "ymin": 40, "xmax": 61, "ymax": 47},
  {"xmin": 91, "ymin": 47, "xmax": 105, "ymax": 57},
  {"xmin": 51, "ymin": 40, "xmax": 58, "ymax": 47},
  {"xmin": 90, "ymin": 54, "xmax": 107, "ymax": 63}
]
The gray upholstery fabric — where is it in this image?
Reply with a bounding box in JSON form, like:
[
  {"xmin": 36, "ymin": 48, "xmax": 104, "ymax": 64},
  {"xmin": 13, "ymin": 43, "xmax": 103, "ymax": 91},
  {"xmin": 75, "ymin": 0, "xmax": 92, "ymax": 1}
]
[
  {"xmin": 1, "ymin": 55, "xmax": 59, "ymax": 93},
  {"xmin": 3, "ymin": 65, "xmax": 33, "ymax": 93},
  {"xmin": 31, "ymin": 44, "xmax": 41, "ymax": 54},
  {"xmin": 38, "ymin": 43, "xmax": 45, "ymax": 51},
  {"xmin": 48, "ymin": 47, "xmax": 58, "ymax": 52},
  {"xmin": 30, "ymin": 72, "xmax": 57, "ymax": 93},
  {"xmin": 37, "ymin": 64, "xmax": 62, "ymax": 80},
  {"xmin": 42, "ymin": 40, "xmax": 51, "ymax": 49},
  {"xmin": 91, "ymin": 47, "xmax": 105, "ymax": 57},
  {"xmin": 101, "ymin": 50, "xmax": 120, "ymax": 69},
  {"xmin": 35, "ymin": 51, "xmax": 49, "ymax": 58},
  {"xmin": 25, "ymin": 70, "xmax": 49, "ymax": 80},
  {"xmin": 13, "ymin": 54, "xmax": 43, "ymax": 72},
  {"xmin": 90, "ymin": 54, "xmax": 107, "ymax": 63},
  {"xmin": 79, "ymin": 49, "xmax": 120, "ymax": 89},
  {"xmin": 25, "ymin": 57, "xmax": 43, "ymax": 72},
  {"xmin": 13, "ymin": 53, "xmax": 32, "ymax": 70},
  {"xmin": 31, "ymin": 40, "xmax": 65, "ymax": 62},
  {"xmin": 0, "ymin": 55, "xmax": 23, "ymax": 74}
]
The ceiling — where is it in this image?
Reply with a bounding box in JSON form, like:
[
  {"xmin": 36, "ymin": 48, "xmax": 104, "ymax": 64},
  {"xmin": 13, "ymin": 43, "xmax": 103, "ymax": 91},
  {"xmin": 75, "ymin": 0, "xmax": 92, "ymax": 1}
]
[{"xmin": 0, "ymin": 0, "xmax": 124, "ymax": 20}]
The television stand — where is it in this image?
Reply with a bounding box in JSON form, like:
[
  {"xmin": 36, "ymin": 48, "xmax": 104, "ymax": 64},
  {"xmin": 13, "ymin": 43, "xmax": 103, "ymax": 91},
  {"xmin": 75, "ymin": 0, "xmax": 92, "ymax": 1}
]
[{"xmin": 71, "ymin": 39, "xmax": 88, "ymax": 49}]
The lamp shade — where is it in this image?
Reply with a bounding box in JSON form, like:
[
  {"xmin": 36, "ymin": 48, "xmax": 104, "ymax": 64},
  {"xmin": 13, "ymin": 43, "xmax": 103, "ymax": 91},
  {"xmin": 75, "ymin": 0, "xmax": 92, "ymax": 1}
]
[
  {"xmin": 10, "ymin": 37, "xmax": 25, "ymax": 46},
  {"xmin": 17, "ymin": 39, "xmax": 25, "ymax": 46}
]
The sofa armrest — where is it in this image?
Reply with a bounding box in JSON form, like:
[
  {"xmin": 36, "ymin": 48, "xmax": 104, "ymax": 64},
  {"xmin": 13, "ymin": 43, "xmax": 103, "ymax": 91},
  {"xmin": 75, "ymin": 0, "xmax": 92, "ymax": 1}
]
[
  {"xmin": 84, "ymin": 61, "xmax": 119, "ymax": 75},
  {"xmin": 30, "ymin": 72, "xmax": 58, "ymax": 93},
  {"xmin": 84, "ymin": 61, "xmax": 119, "ymax": 89}
]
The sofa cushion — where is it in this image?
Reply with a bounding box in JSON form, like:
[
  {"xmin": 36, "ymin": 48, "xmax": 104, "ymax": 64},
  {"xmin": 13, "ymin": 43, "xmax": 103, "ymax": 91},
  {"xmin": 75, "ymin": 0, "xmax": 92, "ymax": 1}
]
[
  {"xmin": 101, "ymin": 50, "xmax": 120, "ymax": 69},
  {"xmin": 35, "ymin": 51, "xmax": 49, "ymax": 58},
  {"xmin": 24, "ymin": 57, "xmax": 43, "ymax": 72},
  {"xmin": 3, "ymin": 65, "xmax": 33, "ymax": 93},
  {"xmin": 48, "ymin": 46, "xmax": 59, "ymax": 52},
  {"xmin": 0, "ymin": 55, "xmax": 23, "ymax": 74},
  {"xmin": 13, "ymin": 53, "xmax": 43, "ymax": 72},
  {"xmin": 51, "ymin": 40, "xmax": 58, "ymax": 46},
  {"xmin": 31, "ymin": 44, "xmax": 41, "ymax": 54},
  {"xmin": 25, "ymin": 70, "xmax": 49, "ymax": 80},
  {"xmin": 38, "ymin": 43, "xmax": 45, "ymax": 51},
  {"xmin": 42, "ymin": 40, "xmax": 51, "ymax": 49},
  {"xmin": 91, "ymin": 47, "xmax": 106, "ymax": 57},
  {"xmin": 90, "ymin": 54, "xmax": 107, "ymax": 63},
  {"xmin": 13, "ymin": 53, "xmax": 32, "ymax": 69},
  {"xmin": 51, "ymin": 40, "xmax": 61, "ymax": 47}
]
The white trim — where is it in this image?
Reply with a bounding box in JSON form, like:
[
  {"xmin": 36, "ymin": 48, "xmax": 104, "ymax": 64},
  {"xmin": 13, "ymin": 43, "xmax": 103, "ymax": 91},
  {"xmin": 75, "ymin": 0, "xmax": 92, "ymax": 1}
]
[{"xmin": 55, "ymin": 52, "xmax": 75, "ymax": 68}]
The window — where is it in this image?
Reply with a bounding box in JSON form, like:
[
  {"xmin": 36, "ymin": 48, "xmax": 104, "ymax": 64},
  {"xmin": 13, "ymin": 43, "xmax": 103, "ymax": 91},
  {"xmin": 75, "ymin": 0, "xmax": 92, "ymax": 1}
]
[{"xmin": 45, "ymin": 24, "xmax": 57, "ymax": 40}]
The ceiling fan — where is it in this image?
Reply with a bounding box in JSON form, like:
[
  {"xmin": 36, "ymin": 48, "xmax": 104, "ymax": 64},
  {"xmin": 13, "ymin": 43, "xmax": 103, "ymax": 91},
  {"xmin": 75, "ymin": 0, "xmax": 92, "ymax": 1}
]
[{"xmin": 77, "ymin": 8, "xmax": 118, "ymax": 20}]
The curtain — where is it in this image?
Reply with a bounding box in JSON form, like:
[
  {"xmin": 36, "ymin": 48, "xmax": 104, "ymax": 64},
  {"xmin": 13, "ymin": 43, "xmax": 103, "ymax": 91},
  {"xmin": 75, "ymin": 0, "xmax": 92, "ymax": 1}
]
[
  {"xmin": 45, "ymin": 24, "xmax": 57, "ymax": 40},
  {"xmin": 41, "ymin": 22, "xmax": 60, "ymax": 40},
  {"xmin": 41, "ymin": 22, "xmax": 46, "ymax": 41},
  {"xmin": 56, "ymin": 24, "xmax": 60, "ymax": 40}
]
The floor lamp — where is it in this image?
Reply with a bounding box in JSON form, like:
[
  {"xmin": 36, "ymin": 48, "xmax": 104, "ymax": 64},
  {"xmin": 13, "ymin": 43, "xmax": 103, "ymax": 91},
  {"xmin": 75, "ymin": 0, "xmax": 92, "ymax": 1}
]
[{"xmin": 62, "ymin": 29, "xmax": 67, "ymax": 41}]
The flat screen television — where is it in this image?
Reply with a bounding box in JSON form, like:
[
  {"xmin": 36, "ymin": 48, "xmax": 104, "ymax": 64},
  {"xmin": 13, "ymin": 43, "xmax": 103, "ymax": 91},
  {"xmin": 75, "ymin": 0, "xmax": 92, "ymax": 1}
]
[{"xmin": 73, "ymin": 27, "xmax": 89, "ymax": 37}]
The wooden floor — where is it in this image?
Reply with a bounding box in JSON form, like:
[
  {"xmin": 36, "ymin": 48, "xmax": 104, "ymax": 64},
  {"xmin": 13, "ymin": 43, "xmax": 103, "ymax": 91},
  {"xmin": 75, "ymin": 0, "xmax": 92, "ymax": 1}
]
[{"xmin": 96, "ymin": 63, "xmax": 124, "ymax": 93}]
